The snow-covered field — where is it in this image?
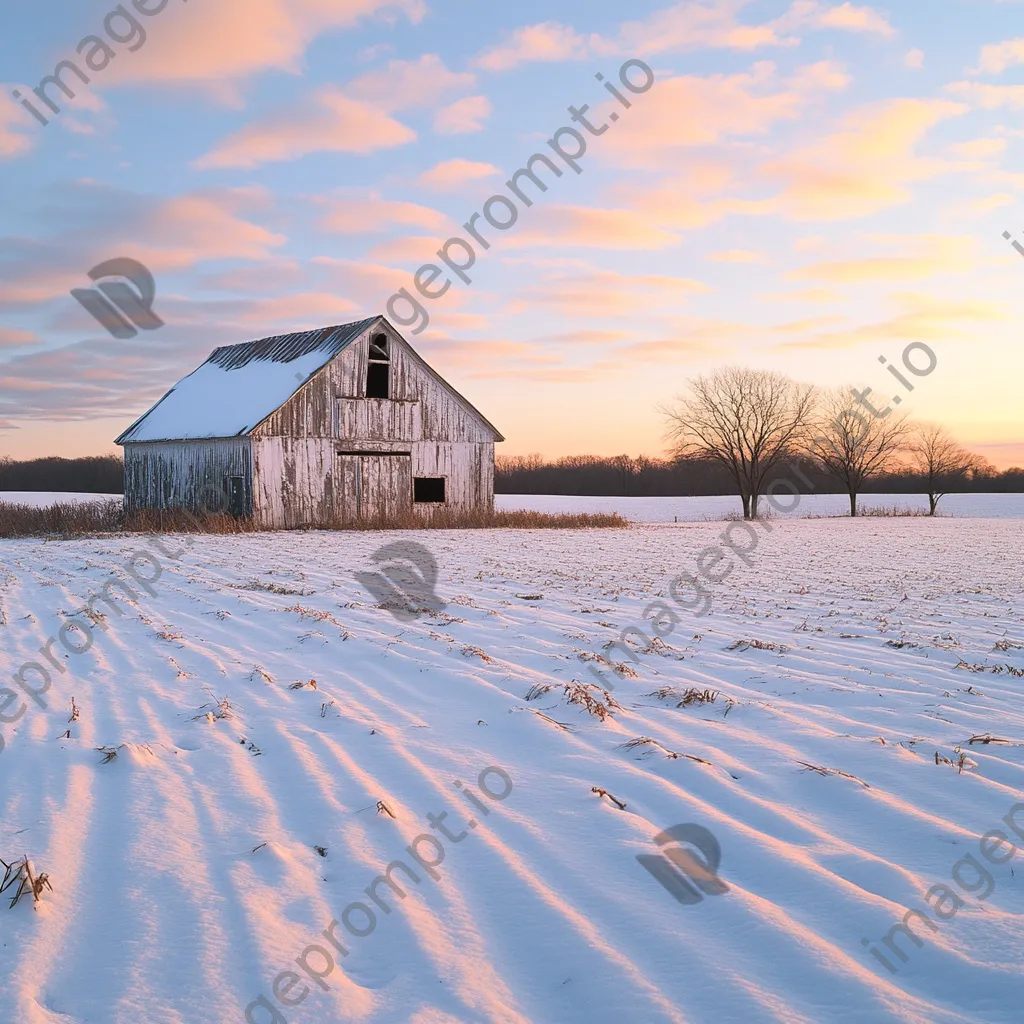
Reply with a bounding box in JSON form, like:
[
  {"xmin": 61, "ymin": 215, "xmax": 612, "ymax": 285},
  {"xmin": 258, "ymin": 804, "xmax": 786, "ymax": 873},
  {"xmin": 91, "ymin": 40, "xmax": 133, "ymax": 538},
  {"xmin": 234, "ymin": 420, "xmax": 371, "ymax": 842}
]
[
  {"xmin": 0, "ymin": 492, "xmax": 121, "ymax": 507},
  {"xmin": 495, "ymin": 492, "xmax": 1024, "ymax": 521},
  {"xmin": 1, "ymin": 519, "xmax": 1023, "ymax": 1024}
]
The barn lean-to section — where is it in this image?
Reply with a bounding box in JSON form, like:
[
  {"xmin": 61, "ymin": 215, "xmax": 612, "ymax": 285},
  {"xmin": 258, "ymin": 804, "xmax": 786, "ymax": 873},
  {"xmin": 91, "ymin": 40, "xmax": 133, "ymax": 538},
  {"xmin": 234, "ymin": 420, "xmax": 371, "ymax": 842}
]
[{"xmin": 115, "ymin": 316, "xmax": 503, "ymax": 528}]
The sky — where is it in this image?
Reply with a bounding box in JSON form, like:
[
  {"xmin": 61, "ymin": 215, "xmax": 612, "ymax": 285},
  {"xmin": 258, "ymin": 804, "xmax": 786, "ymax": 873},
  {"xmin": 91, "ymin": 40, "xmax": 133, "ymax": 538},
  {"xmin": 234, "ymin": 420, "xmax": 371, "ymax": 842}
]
[{"xmin": 0, "ymin": 0, "xmax": 1022, "ymax": 467}]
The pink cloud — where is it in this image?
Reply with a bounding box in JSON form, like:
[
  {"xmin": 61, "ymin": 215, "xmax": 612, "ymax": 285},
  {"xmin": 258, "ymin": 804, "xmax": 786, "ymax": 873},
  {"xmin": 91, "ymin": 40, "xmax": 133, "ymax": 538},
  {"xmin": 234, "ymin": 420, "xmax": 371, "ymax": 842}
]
[
  {"xmin": 771, "ymin": 1, "xmax": 895, "ymax": 38},
  {"xmin": 974, "ymin": 37, "xmax": 1024, "ymax": 75},
  {"xmin": 434, "ymin": 95, "xmax": 493, "ymax": 134},
  {"xmin": 0, "ymin": 328, "xmax": 39, "ymax": 347},
  {"xmin": 233, "ymin": 292, "xmax": 360, "ymax": 326},
  {"xmin": 100, "ymin": 0, "xmax": 427, "ymax": 94},
  {"xmin": 193, "ymin": 87, "xmax": 415, "ymax": 169},
  {"xmin": 0, "ymin": 89, "xmax": 37, "ymax": 160},
  {"xmin": 317, "ymin": 196, "xmax": 448, "ymax": 234},
  {"xmin": 946, "ymin": 81, "xmax": 1024, "ymax": 110},
  {"xmin": 0, "ymin": 188, "xmax": 286, "ymax": 305},
  {"xmin": 507, "ymin": 206, "xmax": 682, "ymax": 251},
  {"xmin": 348, "ymin": 54, "xmax": 476, "ymax": 112},
  {"xmin": 761, "ymin": 98, "xmax": 967, "ymax": 220},
  {"xmin": 598, "ymin": 67, "xmax": 806, "ymax": 170},
  {"xmin": 419, "ymin": 159, "xmax": 501, "ymax": 191},
  {"xmin": 473, "ymin": 23, "xmax": 590, "ymax": 71}
]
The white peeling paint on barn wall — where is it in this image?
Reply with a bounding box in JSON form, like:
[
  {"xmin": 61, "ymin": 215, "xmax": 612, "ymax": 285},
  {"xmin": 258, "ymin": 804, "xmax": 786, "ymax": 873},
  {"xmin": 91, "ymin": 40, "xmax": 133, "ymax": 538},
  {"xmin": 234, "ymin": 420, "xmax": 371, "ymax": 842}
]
[
  {"xmin": 250, "ymin": 323, "xmax": 498, "ymax": 527},
  {"xmin": 252, "ymin": 436, "xmax": 335, "ymax": 528},
  {"xmin": 251, "ymin": 438, "xmax": 494, "ymax": 527},
  {"xmin": 412, "ymin": 441, "xmax": 495, "ymax": 509}
]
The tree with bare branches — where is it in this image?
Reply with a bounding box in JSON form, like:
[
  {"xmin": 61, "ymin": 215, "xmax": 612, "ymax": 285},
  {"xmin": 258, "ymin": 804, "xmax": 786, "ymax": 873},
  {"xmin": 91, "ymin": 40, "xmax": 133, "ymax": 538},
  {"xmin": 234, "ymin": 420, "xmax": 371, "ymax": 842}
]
[
  {"xmin": 908, "ymin": 424, "xmax": 983, "ymax": 515},
  {"xmin": 810, "ymin": 389, "xmax": 909, "ymax": 516},
  {"xmin": 661, "ymin": 367, "xmax": 816, "ymax": 519}
]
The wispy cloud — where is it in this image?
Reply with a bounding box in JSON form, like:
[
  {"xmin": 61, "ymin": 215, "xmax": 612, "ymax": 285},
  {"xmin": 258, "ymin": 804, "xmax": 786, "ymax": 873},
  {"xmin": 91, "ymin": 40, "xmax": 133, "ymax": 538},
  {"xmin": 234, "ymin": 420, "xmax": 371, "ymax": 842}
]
[
  {"xmin": 419, "ymin": 159, "xmax": 501, "ymax": 191},
  {"xmin": 348, "ymin": 54, "xmax": 476, "ymax": 112},
  {"xmin": 761, "ymin": 98, "xmax": 967, "ymax": 220},
  {"xmin": 973, "ymin": 37, "xmax": 1024, "ymax": 75},
  {"xmin": 193, "ymin": 87, "xmax": 415, "ymax": 169},
  {"xmin": 434, "ymin": 95, "xmax": 493, "ymax": 134}
]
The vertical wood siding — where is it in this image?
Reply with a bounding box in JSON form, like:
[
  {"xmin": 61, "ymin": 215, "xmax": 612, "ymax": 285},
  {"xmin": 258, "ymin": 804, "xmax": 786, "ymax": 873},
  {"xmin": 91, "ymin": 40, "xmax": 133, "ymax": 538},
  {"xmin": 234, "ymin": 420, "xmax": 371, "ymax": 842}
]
[{"xmin": 123, "ymin": 439, "xmax": 252, "ymax": 514}]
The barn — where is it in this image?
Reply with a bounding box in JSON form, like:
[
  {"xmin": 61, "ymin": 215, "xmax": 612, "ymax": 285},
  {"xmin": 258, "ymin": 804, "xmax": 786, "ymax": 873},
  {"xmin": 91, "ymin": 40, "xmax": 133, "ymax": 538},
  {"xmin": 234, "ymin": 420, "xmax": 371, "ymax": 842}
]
[{"xmin": 115, "ymin": 315, "xmax": 504, "ymax": 529}]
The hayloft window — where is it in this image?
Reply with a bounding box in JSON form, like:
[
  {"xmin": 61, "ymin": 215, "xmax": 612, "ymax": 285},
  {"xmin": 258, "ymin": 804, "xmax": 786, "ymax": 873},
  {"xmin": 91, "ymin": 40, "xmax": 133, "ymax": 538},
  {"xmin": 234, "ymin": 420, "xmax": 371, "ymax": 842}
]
[
  {"xmin": 366, "ymin": 332, "xmax": 389, "ymax": 398},
  {"xmin": 414, "ymin": 477, "xmax": 446, "ymax": 503}
]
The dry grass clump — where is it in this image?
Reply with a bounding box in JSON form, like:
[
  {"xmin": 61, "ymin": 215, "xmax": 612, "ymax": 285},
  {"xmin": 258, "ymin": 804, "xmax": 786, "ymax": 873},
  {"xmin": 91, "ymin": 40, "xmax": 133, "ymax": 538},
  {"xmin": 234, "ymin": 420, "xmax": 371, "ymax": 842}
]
[
  {"xmin": 993, "ymin": 639, "xmax": 1024, "ymax": 652},
  {"xmin": 796, "ymin": 760, "xmax": 870, "ymax": 787},
  {"xmin": 126, "ymin": 509, "xmax": 256, "ymax": 534},
  {"xmin": 622, "ymin": 736, "xmax": 692, "ymax": 760},
  {"xmin": 241, "ymin": 579, "xmax": 312, "ymax": 595},
  {"xmin": 511, "ymin": 706, "xmax": 573, "ymax": 732},
  {"xmin": 648, "ymin": 686, "xmax": 735, "ymax": 714},
  {"xmin": 935, "ymin": 750, "xmax": 978, "ymax": 773},
  {"xmin": 0, "ymin": 499, "xmax": 122, "ymax": 538},
  {"xmin": 1, "ymin": 856, "xmax": 53, "ymax": 908},
  {"xmin": 564, "ymin": 682, "xmax": 622, "ymax": 720},
  {"xmin": 0, "ymin": 499, "xmax": 257, "ymax": 539},
  {"xmin": 857, "ymin": 505, "xmax": 934, "ymax": 517},
  {"xmin": 955, "ymin": 660, "xmax": 1024, "ymax": 676},
  {"xmin": 0, "ymin": 499, "xmax": 627, "ymax": 537},
  {"xmin": 726, "ymin": 638, "xmax": 787, "ymax": 653},
  {"xmin": 191, "ymin": 695, "xmax": 235, "ymax": 722},
  {"xmin": 591, "ymin": 786, "xmax": 627, "ymax": 809},
  {"xmin": 805, "ymin": 505, "xmax": 934, "ymax": 519},
  {"xmin": 525, "ymin": 681, "xmax": 622, "ymax": 721},
  {"xmin": 280, "ymin": 605, "xmax": 351, "ymax": 638},
  {"xmin": 96, "ymin": 742, "xmax": 155, "ymax": 764},
  {"xmin": 525, "ymin": 683, "xmax": 556, "ymax": 701},
  {"xmin": 621, "ymin": 737, "xmax": 739, "ymax": 777},
  {"xmin": 679, "ymin": 688, "xmax": 722, "ymax": 707},
  {"xmin": 326, "ymin": 508, "xmax": 629, "ymax": 531}
]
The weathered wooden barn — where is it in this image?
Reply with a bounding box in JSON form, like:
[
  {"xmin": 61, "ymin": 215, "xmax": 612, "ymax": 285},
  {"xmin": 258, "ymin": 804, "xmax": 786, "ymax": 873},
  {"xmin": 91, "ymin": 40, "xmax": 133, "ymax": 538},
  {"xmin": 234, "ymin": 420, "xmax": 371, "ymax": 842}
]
[{"xmin": 115, "ymin": 316, "xmax": 504, "ymax": 528}]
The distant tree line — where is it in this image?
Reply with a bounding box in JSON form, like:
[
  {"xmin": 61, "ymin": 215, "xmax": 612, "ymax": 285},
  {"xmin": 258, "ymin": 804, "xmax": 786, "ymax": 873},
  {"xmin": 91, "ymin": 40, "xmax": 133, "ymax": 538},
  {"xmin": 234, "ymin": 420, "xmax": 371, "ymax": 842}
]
[
  {"xmin": 0, "ymin": 455, "xmax": 124, "ymax": 494},
  {"xmin": 496, "ymin": 453, "xmax": 1024, "ymax": 497}
]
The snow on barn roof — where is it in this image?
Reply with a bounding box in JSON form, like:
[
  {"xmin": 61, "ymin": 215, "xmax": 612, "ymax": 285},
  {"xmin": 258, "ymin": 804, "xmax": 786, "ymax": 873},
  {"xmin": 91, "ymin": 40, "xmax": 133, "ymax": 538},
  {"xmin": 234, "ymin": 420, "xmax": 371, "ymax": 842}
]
[{"xmin": 115, "ymin": 319, "xmax": 376, "ymax": 444}]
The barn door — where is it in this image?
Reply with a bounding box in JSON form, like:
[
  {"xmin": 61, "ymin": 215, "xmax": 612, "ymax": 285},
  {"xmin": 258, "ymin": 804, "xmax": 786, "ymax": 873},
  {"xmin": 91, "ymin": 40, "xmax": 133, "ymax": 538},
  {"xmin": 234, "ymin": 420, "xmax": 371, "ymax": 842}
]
[
  {"xmin": 227, "ymin": 476, "xmax": 246, "ymax": 518},
  {"xmin": 336, "ymin": 452, "xmax": 411, "ymax": 524}
]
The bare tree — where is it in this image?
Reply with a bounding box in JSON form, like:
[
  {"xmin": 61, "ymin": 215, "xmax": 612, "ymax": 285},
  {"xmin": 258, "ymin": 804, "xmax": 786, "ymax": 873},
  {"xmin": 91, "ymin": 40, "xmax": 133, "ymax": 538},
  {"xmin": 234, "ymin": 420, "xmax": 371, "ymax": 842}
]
[
  {"xmin": 810, "ymin": 389, "xmax": 908, "ymax": 516},
  {"xmin": 907, "ymin": 424, "xmax": 983, "ymax": 515},
  {"xmin": 662, "ymin": 367, "xmax": 815, "ymax": 519}
]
